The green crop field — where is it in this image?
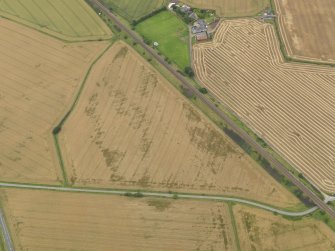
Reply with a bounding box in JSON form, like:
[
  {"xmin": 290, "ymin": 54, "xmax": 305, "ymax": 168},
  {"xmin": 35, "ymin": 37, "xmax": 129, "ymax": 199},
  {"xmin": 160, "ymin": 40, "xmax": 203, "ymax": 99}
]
[
  {"xmin": 0, "ymin": 0, "xmax": 112, "ymax": 41},
  {"xmin": 136, "ymin": 11, "xmax": 190, "ymax": 70},
  {"xmin": 101, "ymin": 0, "xmax": 166, "ymax": 22}
]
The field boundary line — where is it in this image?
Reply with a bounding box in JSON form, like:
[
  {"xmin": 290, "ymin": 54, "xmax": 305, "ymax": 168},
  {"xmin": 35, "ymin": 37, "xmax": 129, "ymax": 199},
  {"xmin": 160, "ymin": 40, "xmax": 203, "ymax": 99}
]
[
  {"xmin": 52, "ymin": 41, "xmax": 116, "ymax": 186},
  {"xmin": 0, "ymin": 182, "xmax": 318, "ymax": 217},
  {"xmin": 269, "ymin": 0, "xmax": 335, "ymax": 67},
  {"xmin": 228, "ymin": 203, "xmax": 241, "ymax": 251},
  {"xmin": 0, "ymin": 13, "xmax": 112, "ymax": 43}
]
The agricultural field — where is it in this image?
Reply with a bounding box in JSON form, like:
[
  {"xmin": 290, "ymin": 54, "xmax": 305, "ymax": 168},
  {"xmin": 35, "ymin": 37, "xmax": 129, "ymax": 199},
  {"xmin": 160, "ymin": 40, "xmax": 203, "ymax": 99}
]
[
  {"xmin": 136, "ymin": 11, "xmax": 190, "ymax": 70},
  {"xmin": 233, "ymin": 204, "xmax": 335, "ymax": 250},
  {"xmin": 0, "ymin": 0, "xmax": 112, "ymax": 41},
  {"xmin": 183, "ymin": 0, "xmax": 268, "ymax": 17},
  {"xmin": 1, "ymin": 189, "xmax": 236, "ymax": 251},
  {"xmin": 101, "ymin": 0, "xmax": 166, "ymax": 22},
  {"xmin": 274, "ymin": 0, "xmax": 335, "ymax": 63},
  {"xmin": 0, "ymin": 17, "xmax": 109, "ymax": 184},
  {"xmin": 59, "ymin": 41, "xmax": 300, "ymax": 208},
  {"xmin": 193, "ymin": 19, "xmax": 335, "ymax": 193}
]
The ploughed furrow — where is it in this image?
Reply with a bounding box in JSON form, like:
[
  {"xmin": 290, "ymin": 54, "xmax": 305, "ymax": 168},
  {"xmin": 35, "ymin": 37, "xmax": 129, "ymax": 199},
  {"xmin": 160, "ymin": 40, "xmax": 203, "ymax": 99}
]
[
  {"xmin": 203, "ymin": 26, "xmax": 335, "ymax": 184},
  {"xmin": 193, "ymin": 19, "xmax": 335, "ymax": 193}
]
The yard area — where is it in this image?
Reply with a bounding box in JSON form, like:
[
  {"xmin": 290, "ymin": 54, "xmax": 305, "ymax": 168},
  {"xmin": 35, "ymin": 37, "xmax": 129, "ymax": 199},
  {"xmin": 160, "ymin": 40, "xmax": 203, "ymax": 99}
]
[{"xmin": 136, "ymin": 11, "xmax": 190, "ymax": 70}]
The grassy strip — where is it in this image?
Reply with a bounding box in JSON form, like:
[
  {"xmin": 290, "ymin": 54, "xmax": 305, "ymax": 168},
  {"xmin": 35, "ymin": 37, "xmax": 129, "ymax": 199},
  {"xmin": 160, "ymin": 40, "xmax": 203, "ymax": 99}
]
[
  {"xmin": 52, "ymin": 135, "xmax": 68, "ymax": 186},
  {"xmin": 328, "ymin": 201, "xmax": 335, "ymax": 211},
  {"xmin": 282, "ymin": 208, "xmax": 335, "ymax": 232},
  {"xmin": 228, "ymin": 203, "xmax": 241, "ymax": 251},
  {"xmin": 52, "ymin": 41, "xmax": 116, "ymax": 186},
  {"xmin": 0, "ymin": 230, "xmax": 6, "ymax": 251},
  {"xmin": 312, "ymin": 210, "xmax": 335, "ymax": 231}
]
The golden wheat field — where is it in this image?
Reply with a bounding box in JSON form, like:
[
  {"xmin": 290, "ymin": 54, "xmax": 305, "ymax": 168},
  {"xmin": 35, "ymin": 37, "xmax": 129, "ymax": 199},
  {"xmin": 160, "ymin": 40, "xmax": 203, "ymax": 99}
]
[
  {"xmin": 183, "ymin": 0, "xmax": 268, "ymax": 17},
  {"xmin": 0, "ymin": 18, "xmax": 109, "ymax": 184},
  {"xmin": 1, "ymin": 189, "xmax": 236, "ymax": 251},
  {"xmin": 193, "ymin": 19, "xmax": 335, "ymax": 193},
  {"xmin": 59, "ymin": 41, "xmax": 299, "ymax": 208},
  {"xmin": 233, "ymin": 204, "xmax": 335, "ymax": 250},
  {"xmin": 0, "ymin": 0, "xmax": 112, "ymax": 41},
  {"xmin": 274, "ymin": 0, "xmax": 335, "ymax": 63}
]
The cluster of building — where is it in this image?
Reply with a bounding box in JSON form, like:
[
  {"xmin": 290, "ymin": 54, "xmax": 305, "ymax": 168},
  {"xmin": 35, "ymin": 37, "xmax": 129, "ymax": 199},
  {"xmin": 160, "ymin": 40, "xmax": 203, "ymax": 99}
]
[
  {"xmin": 168, "ymin": 1, "xmax": 209, "ymax": 41},
  {"xmin": 261, "ymin": 9, "xmax": 276, "ymax": 20}
]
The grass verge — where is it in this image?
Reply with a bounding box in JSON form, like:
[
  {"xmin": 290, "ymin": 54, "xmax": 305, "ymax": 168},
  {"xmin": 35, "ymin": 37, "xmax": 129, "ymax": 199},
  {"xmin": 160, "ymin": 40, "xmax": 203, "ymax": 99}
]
[
  {"xmin": 228, "ymin": 203, "xmax": 241, "ymax": 251},
  {"xmin": 52, "ymin": 41, "xmax": 116, "ymax": 186}
]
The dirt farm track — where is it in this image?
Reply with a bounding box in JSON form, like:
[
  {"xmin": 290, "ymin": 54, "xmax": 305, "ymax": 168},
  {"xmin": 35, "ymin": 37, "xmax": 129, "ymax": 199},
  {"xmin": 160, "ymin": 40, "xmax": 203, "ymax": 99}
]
[{"xmin": 193, "ymin": 19, "xmax": 335, "ymax": 193}]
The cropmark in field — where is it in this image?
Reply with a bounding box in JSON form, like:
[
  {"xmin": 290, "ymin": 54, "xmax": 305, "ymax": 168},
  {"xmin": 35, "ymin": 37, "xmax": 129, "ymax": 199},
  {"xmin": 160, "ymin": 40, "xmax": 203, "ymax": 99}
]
[
  {"xmin": 1, "ymin": 189, "xmax": 236, "ymax": 251},
  {"xmin": 59, "ymin": 41, "xmax": 299, "ymax": 208},
  {"xmin": 0, "ymin": 18, "xmax": 109, "ymax": 184},
  {"xmin": 233, "ymin": 204, "xmax": 335, "ymax": 250},
  {"xmin": 274, "ymin": 0, "xmax": 335, "ymax": 63},
  {"xmin": 193, "ymin": 19, "xmax": 335, "ymax": 193},
  {"xmin": 0, "ymin": 0, "xmax": 112, "ymax": 41}
]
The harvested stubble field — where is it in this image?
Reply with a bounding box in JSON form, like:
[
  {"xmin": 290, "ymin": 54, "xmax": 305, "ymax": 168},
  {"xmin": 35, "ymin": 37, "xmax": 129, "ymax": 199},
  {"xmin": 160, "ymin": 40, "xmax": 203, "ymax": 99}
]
[
  {"xmin": 0, "ymin": 0, "xmax": 112, "ymax": 41},
  {"xmin": 274, "ymin": 0, "xmax": 335, "ymax": 63},
  {"xmin": 233, "ymin": 204, "xmax": 335, "ymax": 250},
  {"xmin": 101, "ymin": 0, "xmax": 166, "ymax": 22},
  {"xmin": 193, "ymin": 19, "xmax": 335, "ymax": 193},
  {"xmin": 0, "ymin": 18, "xmax": 109, "ymax": 184},
  {"xmin": 1, "ymin": 189, "xmax": 236, "ymax": 251},
  {"xmin": 59, "ymin": 41, "xmax": 299, "ymax": 208},
  {"xmin": 183, "ymin": 0, "xmax": 268, "ymax": 17}
]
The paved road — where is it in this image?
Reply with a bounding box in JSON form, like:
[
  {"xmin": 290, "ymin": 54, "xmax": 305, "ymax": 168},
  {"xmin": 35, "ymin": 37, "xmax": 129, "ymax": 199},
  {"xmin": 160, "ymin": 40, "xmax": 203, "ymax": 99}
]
[
  {"xmin": 0, "ymin": 182, "xmax": 317, "ymax": 217},
  {"xmin": 0, "ymin": 209, "xmax": 14, "ymax": 251},
  {"xmin": 88, "ymin": 0, "xmax": 335, "ymax": 220}
]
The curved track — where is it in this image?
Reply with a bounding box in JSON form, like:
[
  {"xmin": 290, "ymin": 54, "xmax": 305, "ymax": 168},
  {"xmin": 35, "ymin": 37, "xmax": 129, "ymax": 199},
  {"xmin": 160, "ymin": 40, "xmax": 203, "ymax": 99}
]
[{"xmin": 0, "ymin": 182, "xmax": 317, "ymax": 217}]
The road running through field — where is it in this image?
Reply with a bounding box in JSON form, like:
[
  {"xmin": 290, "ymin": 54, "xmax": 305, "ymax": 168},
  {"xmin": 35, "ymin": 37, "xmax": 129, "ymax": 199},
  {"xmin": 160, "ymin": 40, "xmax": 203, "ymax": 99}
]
[
  {"xmin": 0, "ymin": 209, "xmax": 14, "ymax": 251},
  {"xmin": 0, "ymin": 182, "xmax": 317, "ymax": 217}
]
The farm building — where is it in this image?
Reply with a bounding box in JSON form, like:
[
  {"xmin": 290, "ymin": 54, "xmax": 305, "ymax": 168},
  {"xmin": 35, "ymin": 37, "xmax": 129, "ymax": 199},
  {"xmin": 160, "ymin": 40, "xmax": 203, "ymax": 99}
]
[
  {"xmin": 180, "ymin": 4, "xmax": 192, "ymax": 13},
  {"xmin": 262, "ymin": 9, "xmax": 276, "ymax": 19},
  {"xmin": 196, "ymin": 31, "xmax": 208, "ymax": 41},
  {"xmin": 192, "ymin": 19, "xmax": 207, "ymax": 34}
]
